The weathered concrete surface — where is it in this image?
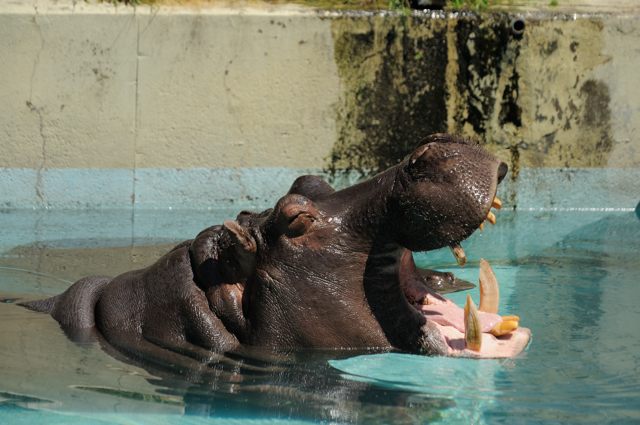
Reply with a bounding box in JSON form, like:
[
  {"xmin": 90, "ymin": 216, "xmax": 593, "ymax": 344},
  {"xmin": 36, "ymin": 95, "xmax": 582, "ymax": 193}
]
[
  {"xmin": 0, "ymin": 0, "xmax": 638, "ymax": 209},
  {"xmin": 446, "ymin": 13, "xmax": 640, "ymax": 169},
  {"xmin": 135, "ymin": 13, "xmax": 340, "ymax": 168},
  {"xmin": 0, "ymin": 1, "xmax": 339, "ymax": 171},
  {"xmin": 329, "ymin": 12, "xmax": 640, "ymax": 173},
  {"xmin": 0, "ymin": 2, "xmax": 138, "ymax": 170}
]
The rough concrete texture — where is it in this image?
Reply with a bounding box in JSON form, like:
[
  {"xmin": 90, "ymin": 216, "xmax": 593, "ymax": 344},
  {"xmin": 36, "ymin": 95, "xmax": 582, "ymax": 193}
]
[
  {"xmin": 0, "ymin": 1, "xmax": 638, "ymax": 209},
  {"xmin": 134, "ymin": 13, "xmax": 340, "ymax": 168},
  {"xmin": 0, "ymin": 1, "xmax": 340, "ymax": 170},
  {"xmin": 448, "ymin": 13, "xmax": 640, "ymax": 170},
  {"xmin": 0, "ymin": 5, "xmax": 138, "ymax": 169}
]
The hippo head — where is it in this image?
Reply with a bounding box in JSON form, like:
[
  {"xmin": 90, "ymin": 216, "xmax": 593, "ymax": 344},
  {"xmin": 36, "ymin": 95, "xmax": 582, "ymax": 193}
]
[
  {"xmin": 229, "ymin": 134, "xmax": 529, "ymax": 358},
  {"xmin": 390, "ymin": 135, "xmax": 508, "ymax": 253}
]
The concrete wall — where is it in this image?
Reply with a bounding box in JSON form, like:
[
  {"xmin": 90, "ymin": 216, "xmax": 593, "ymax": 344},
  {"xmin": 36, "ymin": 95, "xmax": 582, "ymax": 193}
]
[{"xmin": 0, "ymin": 0, "xmax": 638, "ymax": 210}]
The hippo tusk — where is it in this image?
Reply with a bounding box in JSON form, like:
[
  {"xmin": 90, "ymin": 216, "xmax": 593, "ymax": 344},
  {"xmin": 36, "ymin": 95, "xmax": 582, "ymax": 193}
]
[
  {"xmin": 490, "ymin": 319, "xmax": 519, "ymax": 336},
  {"xmin": 464, "ymin": 294, "xmax": 482, "ymax": 351},
  {"xmin": 492, "ymin": 197, "xmax": 503, "ymax": 209},
  {"xmin": 450, "ymin": 244, "xmax": 467, "ymax": 266},
  {"xmin": 478, "ymin": 258, "xmax": 500, "ymax": 314},
  {"xmin": 479, "ymin": 260, "xmax": 521, "ymax": 337},
  {"xmin": 487, "ymin": 211, "xmax": 497, "ymax": 225}
]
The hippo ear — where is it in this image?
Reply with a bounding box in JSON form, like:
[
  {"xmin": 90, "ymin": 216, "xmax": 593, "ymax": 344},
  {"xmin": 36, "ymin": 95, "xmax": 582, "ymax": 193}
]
[
  {"xmin": 190, "ymin": 226, "xmax": 223, "ymax": 287},
  {"xmin": 222, "ymin": 220, "xmax": 256, "ymax": 254},
  {"xmin": 287, "ymin": 175, "xmax": 335, "ymax": 201},
  {"xmin": 219, "ymin": 220, "xmax": 257, "ymax": 282}
]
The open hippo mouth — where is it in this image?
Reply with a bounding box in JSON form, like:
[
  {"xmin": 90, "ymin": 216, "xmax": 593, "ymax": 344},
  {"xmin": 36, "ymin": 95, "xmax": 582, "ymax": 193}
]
[
  {"xmin": 372, "ymin": 135, "xmax": 530, "ymax": 357},
  {"xmin": 395, "ymin": 169, "xmax": 531, "ymax": 358},
  {"xmin": 399, "ymin": 241, "xmax": 531, "ymax": 359}
]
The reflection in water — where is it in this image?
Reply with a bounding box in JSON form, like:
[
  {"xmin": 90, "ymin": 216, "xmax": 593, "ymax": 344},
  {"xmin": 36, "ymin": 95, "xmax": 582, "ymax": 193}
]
[
  {"xmin": 2, "ymin": 238, "xmax": 453, "ymax": 422},
  {"xmin": 138, "ymin": 349, "xmax": 453, "ymax": 424},
  {"xmin": 0, "ymin": 268, "xmax": 453, "ymax": 424},
  {"xmin": 0, "ymin": 391, "xmax": 58, "ymax": 410}
]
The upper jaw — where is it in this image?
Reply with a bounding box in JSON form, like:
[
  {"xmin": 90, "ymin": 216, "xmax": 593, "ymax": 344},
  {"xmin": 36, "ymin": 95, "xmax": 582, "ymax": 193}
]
[
  {"xmin": 442, "ymin": 157, "xmax": 506, "ymax": 265},
  {"xmin": 449, "ymin": 192, "xmax": 503, "ymax": 267},
  {"xmin": 397, "ymin": 153, "xmax": 506, "ymax": 255}
]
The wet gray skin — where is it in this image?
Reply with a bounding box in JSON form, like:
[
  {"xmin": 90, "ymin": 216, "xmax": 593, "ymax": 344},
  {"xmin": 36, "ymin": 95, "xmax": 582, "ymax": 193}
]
[
  {"xmin": 21, "ymin": 134, "xmax": 508, "ymax": 361},
  {"xmin": 286, "ymin": 174, "xmax": 476, "ymax": 295}
]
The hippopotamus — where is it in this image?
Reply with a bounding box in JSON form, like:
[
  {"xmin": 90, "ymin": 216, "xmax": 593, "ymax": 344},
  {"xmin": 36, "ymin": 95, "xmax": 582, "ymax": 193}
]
[{"xmin": 22, "ymin": 134, "xmax": 530, "ymax": 361}]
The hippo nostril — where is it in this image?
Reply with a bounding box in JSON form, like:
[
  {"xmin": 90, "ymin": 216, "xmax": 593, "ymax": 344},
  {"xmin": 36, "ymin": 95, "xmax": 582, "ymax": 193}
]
[{"xmin": 497, "ymin": 162, "xmax": 508, "ymax": 183}]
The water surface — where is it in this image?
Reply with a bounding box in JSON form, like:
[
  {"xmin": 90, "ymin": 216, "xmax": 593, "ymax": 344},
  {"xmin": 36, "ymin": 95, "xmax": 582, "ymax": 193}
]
[{"xmin": 1, "ymin": 209, "xmax": 638, "ymax": 424}]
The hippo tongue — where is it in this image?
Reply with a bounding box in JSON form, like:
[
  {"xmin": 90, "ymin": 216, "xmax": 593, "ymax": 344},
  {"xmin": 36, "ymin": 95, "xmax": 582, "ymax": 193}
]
[{"xmin": 418, "ymin": 301, "xmax": 502, "ymax": 333}]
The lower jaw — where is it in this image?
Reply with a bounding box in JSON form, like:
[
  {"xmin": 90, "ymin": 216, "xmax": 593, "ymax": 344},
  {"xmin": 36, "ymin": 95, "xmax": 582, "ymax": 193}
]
[
  {"xmin": 417, "ymin": 197, "xmax": 531, "ymax": 358},
  {"xmin": 412, "ymin": 292, "xmax": 531, "ymax": 358},
  {"xmin": 429, "ymin": 321, "xmax": 531, "ymax": 358}
]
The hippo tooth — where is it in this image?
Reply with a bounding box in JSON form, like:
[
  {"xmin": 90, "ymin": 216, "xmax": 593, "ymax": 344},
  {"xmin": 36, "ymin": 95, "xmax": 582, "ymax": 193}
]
[
  {"xmin": 479, "ymin": 222, "xmax": 485, "ymax": 231},
  {"xmin": 450, "ymin": 244, "xmax": 467, "ymax": 266},
  {"xmin": 478, "ymin": 258, "xmax": 500, "ymax": 314},
  {"xmin": 490, "ymin": 319, "xmax": 519, "ymax": 337},
  {"xmin": 487, "ymin": 211, "xmax": 497, "ymax": 225},
  {"xmin": 492, "ymin": 197, "xmax": 503, "ymax": 209},
  {"xmin": 464, "ymin": 294, "xmax": 482, "ymax": 351}
]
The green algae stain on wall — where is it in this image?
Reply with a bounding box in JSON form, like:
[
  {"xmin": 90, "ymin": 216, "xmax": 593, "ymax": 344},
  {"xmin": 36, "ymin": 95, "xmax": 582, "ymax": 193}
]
[
  {"xmin": 447, "ymin": 14, "xmax": 522, "ymax": 140},
  {"xmin": 448, "ymin": 15, "xmax": 614, "ymax": 168},
  {"xmin": 328, "ymin": 13, "xmax": 616, "ymax": 176},
  {"xmin": 328, "ymin": 16, "xmax": 449, "ymax": 175},
  {"xmin": 514, "ymin": 18, "xmax": 613, "ymax": 168}
]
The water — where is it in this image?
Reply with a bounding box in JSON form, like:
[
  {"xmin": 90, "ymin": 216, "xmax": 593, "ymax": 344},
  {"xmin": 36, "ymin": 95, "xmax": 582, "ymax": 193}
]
[{"xmin": 1, "ymin": 209, "xmax": 639, "ymax": 424}]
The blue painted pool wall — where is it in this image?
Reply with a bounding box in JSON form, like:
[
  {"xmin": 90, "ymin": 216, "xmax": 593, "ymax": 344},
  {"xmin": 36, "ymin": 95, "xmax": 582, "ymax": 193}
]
[{"xmin": 0, "ymin": 168, "xmax": 638, "ymax": 211}]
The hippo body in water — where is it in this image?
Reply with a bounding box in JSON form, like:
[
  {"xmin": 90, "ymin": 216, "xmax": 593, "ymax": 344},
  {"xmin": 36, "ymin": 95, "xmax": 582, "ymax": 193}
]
[{"xmin": 22, "ymin": 134, "xmax": 530, "ymax": 361}]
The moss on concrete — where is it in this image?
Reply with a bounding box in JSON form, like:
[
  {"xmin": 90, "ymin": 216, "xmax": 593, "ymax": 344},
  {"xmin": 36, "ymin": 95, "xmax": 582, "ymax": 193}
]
[
  {"xmin": 328, "ymin": 12, "xmax": 618, "ymax": 176},
  {"xmin": 328, "ymin": 15, "xmax": 449, "ymax": 175},
  {"xmin": 513, "ymin": 18, "xmax": 613, "ymax": 168}
]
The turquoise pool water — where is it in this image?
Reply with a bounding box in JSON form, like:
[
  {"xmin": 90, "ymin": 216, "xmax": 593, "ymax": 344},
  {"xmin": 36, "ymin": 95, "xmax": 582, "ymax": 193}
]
[{"xmin": 0, "ymin": 209, "xmax": 639, "ymax": 424}]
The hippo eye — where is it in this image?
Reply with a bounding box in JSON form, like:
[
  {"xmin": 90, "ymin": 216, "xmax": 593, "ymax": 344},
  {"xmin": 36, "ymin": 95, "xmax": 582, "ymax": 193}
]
[
  {"xmin": 276, "ymin": 195, "xmax": 320, "ymax": 238},
  {"xmin": 287, "ymin": 213, "xmax": 315, "ymax": 238}
]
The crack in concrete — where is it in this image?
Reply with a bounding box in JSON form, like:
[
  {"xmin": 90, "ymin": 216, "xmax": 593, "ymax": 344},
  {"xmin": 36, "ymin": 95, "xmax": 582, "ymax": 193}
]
[
  {"xmin": 134, "ymin": 17, "xmax": 140, "ymax": 206},
  {"xmin": 131, "ymin": 14, "xmax": 141, "ymax": 252},
  {"xmin": 131, "ymin": 7, "xmax": 157, "ymax": 219},
  {"xmin": 27, "ymin": 3, "xmax": 47, "ymax": 207},
  {"xmin": 222, "ymin": 17, "xmax": 249, "ymax": 151},
  {"xmin": 28, "ymin": 3, "xmax": 44, "ymax": 102},
  {"xmin": 26, "ymin": 101, "xmax": 47, "ymax": 207},
  {"xmin": 139, "ymin": 5, "xmax": 160, "ymax": 37},
  {"xmin": 109, "ymin": 11, "xmax": 136, "ymax": 51}
]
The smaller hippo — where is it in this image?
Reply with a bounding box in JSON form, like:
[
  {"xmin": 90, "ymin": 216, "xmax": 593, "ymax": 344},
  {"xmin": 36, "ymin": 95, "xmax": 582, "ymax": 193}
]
[{"xmin": 22, "ymin": 134, "xmax": 530, "ymax": 364}]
